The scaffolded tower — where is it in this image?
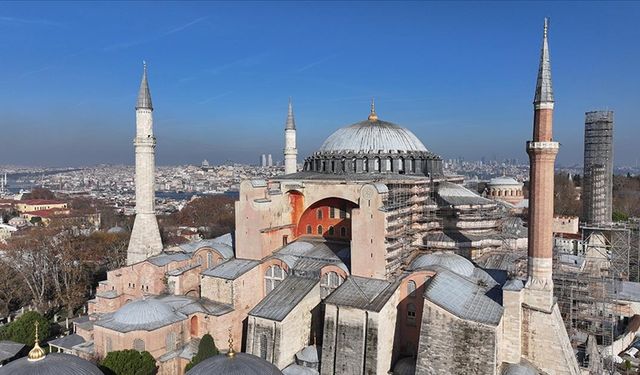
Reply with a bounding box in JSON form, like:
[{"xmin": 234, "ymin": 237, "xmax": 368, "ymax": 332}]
[{"xmin": 583, "ymin": 111, "xmax": 614, "ymax": 224}]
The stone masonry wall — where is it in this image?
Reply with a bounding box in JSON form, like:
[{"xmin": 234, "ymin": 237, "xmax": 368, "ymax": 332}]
[{"xmin": 416, "ymin": 301, "xmax": 498, "ymax": 375}]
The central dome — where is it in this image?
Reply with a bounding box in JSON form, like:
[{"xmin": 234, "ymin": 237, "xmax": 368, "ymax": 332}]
[
  {"xmin": 318, "ymin": 119, "xmax": 428, "ymax": 154},
  {"xmin": 300, "ymin": 103, "xmax": 443, "ymax": 177}
]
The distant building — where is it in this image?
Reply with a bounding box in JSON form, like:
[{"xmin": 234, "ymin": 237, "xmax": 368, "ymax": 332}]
[
  {"xmin": 261, "ymin": 154, "xmax": 267, "ymax": 167},
  {"xmin": 15, "ymin": 200, "xmax": 67, "ymax": 213},
  {"xmin": 267, "ymin": 154, "xmax": 273, "ymax": 167},
  {"xmin": 484, "ymin": 176, "xmax": 524, "ymax": 206}
]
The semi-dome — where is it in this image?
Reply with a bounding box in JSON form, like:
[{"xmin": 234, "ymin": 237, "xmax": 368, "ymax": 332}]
[
  {"xmin": 410, "ymin": 252, "xmax": 475, "ymax": 277},
  {"xmin": 0, "ymin": 352, "xmax": 103, "ymax": 375},
  {"xmin": 185, "ymin": 352, "xmax": 283, "ymax": 375},
  {"xmin": 318, "ymin": 119, "xmax": 428, "ymax": 154},
  {"xmin": 303, "ymin": 102, "xmax": 443, "ymax": 177}
]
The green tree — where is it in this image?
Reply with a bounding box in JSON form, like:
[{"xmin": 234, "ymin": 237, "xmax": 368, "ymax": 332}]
[
  {"xmin": 185, "ymin": 334, "xmax": 219, "ymax": 372},
  {"xmin": 0, "ymin": 311, "xmax": 50, "ymax": 346},
  {"xmin": 100, "ymin": 350, "xmax": 157, "ymax": 375},
  {"xmin": 613, "ymin": 210, "xmax": 630, "ymax": 222}
]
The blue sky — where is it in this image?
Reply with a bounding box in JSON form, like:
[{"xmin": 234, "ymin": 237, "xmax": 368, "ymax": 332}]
[{"xmin": 1, "ymin": 1, "xmax": 639, "ymax": 167}]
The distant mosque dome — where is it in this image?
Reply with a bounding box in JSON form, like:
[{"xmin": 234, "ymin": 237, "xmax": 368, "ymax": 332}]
[
  {"xmin": 410, "ymin": 251, "xmax": 475, "ymax": 277},
  {"xmin": 303, "ymin": 101, "xmax": 442, "ymax": 176},
  {"xmin": 0, "ymin": 352, "xmax": 103, "ymax": 375},
  {"xmin": 488, "ymin": 176, "xmax": 521, "ymax": 187},
  {"xmin": 185, "ymin": 352, "xmax": 283, "ymax": 375}
]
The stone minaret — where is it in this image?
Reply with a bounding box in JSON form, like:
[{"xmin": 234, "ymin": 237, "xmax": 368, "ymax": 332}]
[
  {"xmin": 525, "ymin": 18, "xmax": 559, "ymax": 309},
  {"xmin": 127, "ymin": 62, "xmax": 163, "ymax": 265},
  {"xmin": 283, "ymin": 98, "xmax": 298, "ymax": 174}
]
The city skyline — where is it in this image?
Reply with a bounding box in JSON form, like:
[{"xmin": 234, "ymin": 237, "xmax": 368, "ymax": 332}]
[{"xmin": 1, "ymin": 2, "xmax": 639, "ymax": 167}]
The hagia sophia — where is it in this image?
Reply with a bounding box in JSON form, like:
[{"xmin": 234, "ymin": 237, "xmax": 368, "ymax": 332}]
[{"xmin": 2, "ymin": 19, "xmax": 583, "ymax": 375}]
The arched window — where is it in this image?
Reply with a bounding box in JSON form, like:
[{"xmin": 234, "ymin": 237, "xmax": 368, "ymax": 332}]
[
  {"xmin": 340, "ymin": 227, "xmax": 347, "ymax": 237},
  {"xmin": 317, "ymin": 209, "xmax": 323, "ymax": 220},
  {"xmin": 315, "ymin": 160, "xmax": 321, "ymax": 171},
  {"xmin": 341, "ymin": 158, "xmax": 346, "ymax": 172},
  {"xmin": 352, "ymin": 158, "xmax": 357, "ymax": 172},
  {"xmin": 398, "ymin": 157, "xmax": 404, "ymax": 172},
  {"xmin": 407, "ymin": 303, "xmax": 417, "ymax": 325},
  {"xmin": 306, "ymin": 225, "xmax": 312, "ymax": 234},
  {"xmin": 409, "ymin": 158, "xmax": 415, "ymax": 173},
  {"xmin": 328, "ymin": 226, "xmax": 335, "ymax": 236},
  {"xmin": 320, "ymin": 271, "xmax": 344, "ymax": 298},
  {"xmin": 386, "ymin": 157, "xmax": 393, "ymax": 172},
  {"xmin": 133, "ymin": 338, "xmax": 145, "ymax": 352},
  {"xmin": 374, "ymin": 157, "xmax": 381, "ymax": 172},
  {"xmin": 363, "ymin": 157, "xmax": 369, "ymax": 172},
  {"xmin": 190, "ymin": 316, "xmax": 199, "ymax": 336},
  {"xmin": 166, "ymin": 332, "xmax": 177, "ymax": 351},
  {"xmin": 260, "ymin": 335, "xmax": 268, "ymax": 360},
  {"xmin": 407, "ymin": 280, "xmax": 417, "ymax": 297},
  {"xmin": 207, "ymin": 252, "xmax": 214, "ymax": 268},
  {"xmin": 330, "ymin": 207, "xmax": 336, "ymax": 219},
  {"xmin": 317, "ymin": 225, "xmax": 323, "ymax": 235},
  {"xmin": 322, "ymin": 160, "xmax": 327, "ymax": 172},
  {"xmin": 331, "ymin": 160, "xmax": 336, "ymax": 172},
  {"xmin": 264, "ymin": 265, "xmax": 286, "ymax": 294}
]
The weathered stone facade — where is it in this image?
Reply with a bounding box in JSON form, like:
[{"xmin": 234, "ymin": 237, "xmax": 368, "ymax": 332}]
[{"xmin": 416, "ymin": 301, "xmax": 499, "ymax": 375}]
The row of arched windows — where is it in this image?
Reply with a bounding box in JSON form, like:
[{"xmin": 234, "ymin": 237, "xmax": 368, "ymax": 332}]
[
  {"xmin": 313, "ymin": 157, "xmax": 417, "ymax": 173},
  {"xmin": 306, "ymin": 224, "xmax": 348, "ymax": 237},
  {"xmin": 488, "ymin": 188, "xmax": 522, "ymax": 197}
]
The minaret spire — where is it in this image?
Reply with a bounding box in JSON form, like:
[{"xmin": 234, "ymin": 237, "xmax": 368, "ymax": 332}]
[
  {"xmin": 128, "ymin": 62, "xmax": 163, "ymax": 265},
  {"xmin": 283, "ymin": 98, "xmax": 298, "ymax": 174},
  {"xmin": 136, "ymin": 61, "xmax": 153, "ymax": 110},
  {"xmin": 534, "ymin": 18, "xmax": 553, "ymax": 107},
  {"xmin": 285, "ymin": 97, "xmax": 296, "ymax": 130}
]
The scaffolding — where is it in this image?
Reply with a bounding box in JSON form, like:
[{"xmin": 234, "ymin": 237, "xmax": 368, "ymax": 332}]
[
  {"xmin": 554, "ymin": 220, "xmax": 640, "ymax": 373},
  {"xmin": 382, "ymin": 180, "xmax": 439, "ymax": 274},
  {"xmin": 583, "ymin": 111, "xmax": 614, "ymax": 224}
]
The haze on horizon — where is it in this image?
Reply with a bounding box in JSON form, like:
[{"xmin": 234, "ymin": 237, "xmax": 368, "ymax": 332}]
[{"xmin": 1, "ymin": 2, "xmax": 639, "ymax": 168}]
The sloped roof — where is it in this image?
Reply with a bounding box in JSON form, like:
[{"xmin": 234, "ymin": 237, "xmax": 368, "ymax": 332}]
[
  {"xmin": 437, "ymin": 181, "xmax": 493, "ymax": 206},
  {"xmin": 201, "ymin": 259, "xmax": 259, "ymax": 280},
  {"xmin": 249, "ymin": 276, "xmax": 318, "ymax": 321},
  {"xmin": 324, "ymin": 276, "xmax": 398, "ymax": 312},
  {"xmin": 424, "ymin": 269, "xmax": 503, "ymax": 326}
]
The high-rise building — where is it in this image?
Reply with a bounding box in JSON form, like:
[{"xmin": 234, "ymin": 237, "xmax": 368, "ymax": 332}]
[
  {"xmin": 582, "ymin": 110, "xmax": 614, "ymax": 224},
  {"xmin": 127, "ymin": 62, "xmax": 163, "ymax": 265},
  {"xmin": 261, "ymin": 154, "xmax": 267, "ymax": 167},
  {"xmin": 267, "ymin": 154, "xmax": 273, "ymax": 167}
]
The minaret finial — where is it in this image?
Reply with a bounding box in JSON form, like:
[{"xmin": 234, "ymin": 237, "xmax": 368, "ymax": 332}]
[
  {"xmin": 543, "ymin": 17, "xmax": 549, "ymax": 38},
  {"xmin": 368, "ymin": 97, "xmax": 378, "ymax": 121},
  {"xmin": 28, "ymin": 321, "xmax": 45, "ymax": 361},
  {"xmin": 227, "ymin": 328, "xmax": 236, "ymax": 358}
]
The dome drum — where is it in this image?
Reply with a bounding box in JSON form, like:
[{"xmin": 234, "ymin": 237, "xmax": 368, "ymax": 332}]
[{"xmin": 303, "ymin": 151, "xmax": 442, "ymax": 176}]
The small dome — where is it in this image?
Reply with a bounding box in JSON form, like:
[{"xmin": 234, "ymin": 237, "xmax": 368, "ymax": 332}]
[
  {"xmin": 0, "ymin": 353, "xmax": 102, "ymax": 375},
  {"xmin": 488, "ymin": 177, "xmax": 521, "ymax": 186},
  {"xmin": 185, "ymin": 353, "xmax": 283, "ymax": 375},
  {"xmin": 318, "ymin": 119, "xmax": 428, "ymax": 154},
  {"xmin": 410, "ymin": 252, "xmax": 475, "ymax": 277},
  {"xmin": 113, "ymin": 299, "xmax": 177, "ymax": 326}
]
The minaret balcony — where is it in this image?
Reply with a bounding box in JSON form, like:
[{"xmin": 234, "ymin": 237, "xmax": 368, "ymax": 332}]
[{"xmin": 527, "ymin": 141, "xmax": 559, "ymax": 150}]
